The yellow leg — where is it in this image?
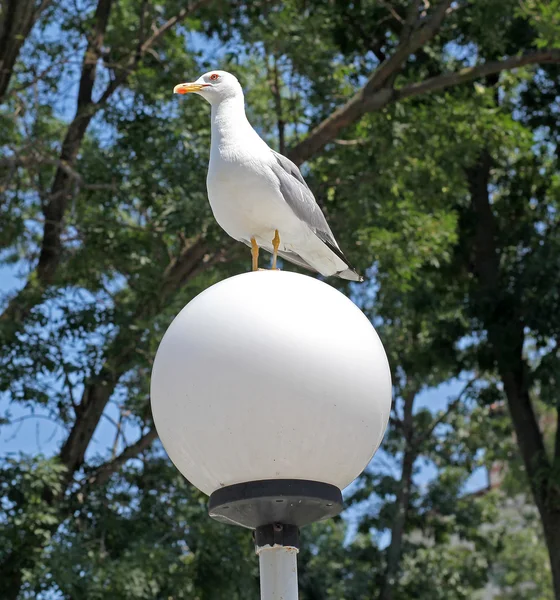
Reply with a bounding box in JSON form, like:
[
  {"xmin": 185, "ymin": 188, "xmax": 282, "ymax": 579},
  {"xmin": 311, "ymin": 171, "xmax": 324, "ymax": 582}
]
[
  {"xmin": 251, "ymin": 237, "xmax": 259, "ymax": 271},
  {"xmin": 272, "ymin": 229, "xmax": 280, "ymax": 270}
]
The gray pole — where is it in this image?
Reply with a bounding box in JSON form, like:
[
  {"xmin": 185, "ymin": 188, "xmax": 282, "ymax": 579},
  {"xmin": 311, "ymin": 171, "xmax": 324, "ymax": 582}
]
[{"xmin": 257, "ymin": 544, "xmax": 299, "ymax": 600}]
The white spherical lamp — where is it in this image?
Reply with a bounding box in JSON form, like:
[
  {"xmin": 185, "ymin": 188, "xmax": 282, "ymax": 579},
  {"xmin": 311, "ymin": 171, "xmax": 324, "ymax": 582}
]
[{"xmin": 151, "ymin": 270, "xmax": 391, "ymax": 530}]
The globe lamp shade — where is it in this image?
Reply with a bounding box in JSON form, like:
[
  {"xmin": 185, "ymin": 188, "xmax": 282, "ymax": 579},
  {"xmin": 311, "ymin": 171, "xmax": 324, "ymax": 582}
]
[{"xmin": 150, "ymin": 271, "xmax": 391, "ymax": 498}]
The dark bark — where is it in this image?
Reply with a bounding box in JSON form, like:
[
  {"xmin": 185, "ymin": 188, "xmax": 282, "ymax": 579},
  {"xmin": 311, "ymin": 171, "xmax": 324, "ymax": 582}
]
[
  {"xmin": 379, "ymin": 391, "xmax": 416, "ymax": 600},
  {"xmin": 0, "ymin": 0, "xmax": 51, "ymax": 102},
  {"xmin": 0, "ymin": 548, "xmax": 28, "ymax": 600},
  {"xmin": 37, "ymin": 0, "xmax": 113, "ymax": 287},
  {"xmin": 86, "ymin": 428, "xmax": 158, "ymax": 487},
  {"xmin": 59, "ymin": 364, "xmax": 119, "ymax": 481},
  {"xmin": 467, "ymin": 151, "xmax": 560, "ymax": 598}
]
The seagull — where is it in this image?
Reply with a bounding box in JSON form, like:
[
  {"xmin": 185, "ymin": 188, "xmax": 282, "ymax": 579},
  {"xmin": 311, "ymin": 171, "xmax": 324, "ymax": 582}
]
[{"xmin": 173, "ymin": 70, "xmax": 363, "ymax": 282}]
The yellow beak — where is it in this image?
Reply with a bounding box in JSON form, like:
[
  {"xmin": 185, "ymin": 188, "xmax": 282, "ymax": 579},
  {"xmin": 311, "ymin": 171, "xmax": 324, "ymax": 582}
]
[{"xmin": 173, "ymin": 82, "xmax": 206, "ymax": 94}]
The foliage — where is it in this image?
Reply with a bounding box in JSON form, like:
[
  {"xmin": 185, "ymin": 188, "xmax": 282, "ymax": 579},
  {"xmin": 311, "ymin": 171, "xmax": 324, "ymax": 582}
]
[{"xmin": 1, "ymin": 0, "xmax": 559, "ymax": 598}]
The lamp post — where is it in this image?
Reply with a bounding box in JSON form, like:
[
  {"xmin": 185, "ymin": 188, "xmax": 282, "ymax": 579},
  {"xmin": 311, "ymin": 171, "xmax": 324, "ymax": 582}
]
[{"xmin": 150, "ymin": 270, "xmax": 391, "ymax": 598}]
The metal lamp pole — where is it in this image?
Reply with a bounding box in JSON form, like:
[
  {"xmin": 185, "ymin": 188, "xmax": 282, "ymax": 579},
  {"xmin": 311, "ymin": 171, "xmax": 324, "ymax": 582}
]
[{"xmin": 256, "ymin": 524, "xmax": 299, "ymax": 600}]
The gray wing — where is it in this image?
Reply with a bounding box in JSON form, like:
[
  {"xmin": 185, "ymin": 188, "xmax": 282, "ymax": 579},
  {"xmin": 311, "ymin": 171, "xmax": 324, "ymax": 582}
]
[
  {"xmin": 270, "ymin": 150, "xmax": 358, "ymax": 268},
  {"xmin": 270, "ymin": 151, "xmax": 338, "ymax": 246},
  {"xmin": 277, "ymin": 248, "xmax": 319, "ymax": 273}
]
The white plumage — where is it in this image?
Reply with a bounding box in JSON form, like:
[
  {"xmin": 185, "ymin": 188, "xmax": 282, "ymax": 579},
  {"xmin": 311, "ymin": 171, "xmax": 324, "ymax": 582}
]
[{"xmin": 174, "ymin": 70, "xmax": 362, "ymax": 282}]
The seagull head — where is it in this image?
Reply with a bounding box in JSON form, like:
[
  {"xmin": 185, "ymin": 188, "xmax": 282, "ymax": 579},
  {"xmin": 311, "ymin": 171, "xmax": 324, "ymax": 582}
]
[{"xmin": 173, "ymin": 70, "xmax": 243, "ymax": 105}]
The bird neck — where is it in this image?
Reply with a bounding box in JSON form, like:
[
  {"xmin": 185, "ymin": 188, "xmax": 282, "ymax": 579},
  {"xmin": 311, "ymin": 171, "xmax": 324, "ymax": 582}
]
[{"xmin": 210, "ymin": 96, "xmax": 255, "ymax": 148}]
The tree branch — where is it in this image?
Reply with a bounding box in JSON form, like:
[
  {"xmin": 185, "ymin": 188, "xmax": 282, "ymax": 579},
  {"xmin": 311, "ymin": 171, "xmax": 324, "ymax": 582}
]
[
  {"xmin": 397, "ymin": 49, "xmax": 560, "ymax": 102},
  {"xmin": 288, "ymin": 45, "xmax": 560, "ymax": 166},
  {"xmin": 415, "ymin": 376, "xmax": 478, "ymax": 446},
  {"xmin": 0, "ymin": 151, "xmax": 102, "ymax": 184},
  {"xmin": 0, "ymin": 0, "xmax": 53, "ymax": 102},
  {"xmin": 97, "ymin": 0, "xmax": 213, "ymax": 105},
  {"xmin": 157, "ymin": 237, "xmax": 213, "ymax": 307},
  {"xmin": 6, "ymin": 56, "xmax": 69, "ymax": 98},
  {"xmin": 287, "ymin": 0, "xmax": 450, "ymax": 165},
  {"xmin": 36, "ymin": 0, "xmax": 113, "ymax": 290},
  {"xmin": 367, "ymin": 0, "xmax": 451, "ymax": 93},
  {"xmin": 403, "ymin": 0, "xmax": 422, "ymax": 38},
  {"xmin": 379, "ymin": 388, "xmax": 417, "ymax": 600},
  {"xmin": 269, "ymin": 54, "xmax": 286, "ymax": 155},
  {"xmin": 86, "ymin": 428, "xmax": 158, "ymax": 487},
  {"xmin": 467, "ymin": 150, "xmax": 550, "ymax": 513},
  {"xmin": 58, "ymin": 237, "xmax": 217, "ymax": 481}
]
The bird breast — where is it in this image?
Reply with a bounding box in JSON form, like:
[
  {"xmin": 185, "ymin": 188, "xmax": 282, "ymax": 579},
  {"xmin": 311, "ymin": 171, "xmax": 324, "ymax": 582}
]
[{"xmin": 207, "ymin": 149, "xmax": 297, "ymax": 244}]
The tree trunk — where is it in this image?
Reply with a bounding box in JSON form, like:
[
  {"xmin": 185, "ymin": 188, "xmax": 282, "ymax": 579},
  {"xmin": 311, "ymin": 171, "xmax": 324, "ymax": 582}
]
[
  {"xmin": 467, "ymin": 150, "xmax": 560, "ymax": 598},
  {"xmin": 37, "ymin": 0, "xmax": 113, "ymax": 287},
  {"xmin": 379, "ymin": 391, "xmax": 416, "ymax": 600},
  {"xmin": 0, "ymin": 0, "xmax": 51, "ymax": 102},
  {"xmin": 542, "ymin": 511, "xmax": 560, "ymax": 600},
  {"xmin": 0, "ymin": 552, "xmax": 25, "ymax": 600}
]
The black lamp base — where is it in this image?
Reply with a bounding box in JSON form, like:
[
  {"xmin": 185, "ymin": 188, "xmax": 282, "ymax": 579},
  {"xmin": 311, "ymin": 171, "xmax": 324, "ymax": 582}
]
[{"xmin": 208, "ymin": 479, "xmax": 343, "ymax": 530}]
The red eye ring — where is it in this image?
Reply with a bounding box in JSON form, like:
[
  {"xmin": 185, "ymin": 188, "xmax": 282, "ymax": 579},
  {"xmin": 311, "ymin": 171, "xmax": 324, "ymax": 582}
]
[{"xmin": 209, "ymin": 73, "xmax": 219, "ymax": 81}]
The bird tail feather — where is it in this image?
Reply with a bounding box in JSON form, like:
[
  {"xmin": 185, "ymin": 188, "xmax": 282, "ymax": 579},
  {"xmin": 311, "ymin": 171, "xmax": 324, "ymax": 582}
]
[{"xmin": 337, "ymin": 268, "xmax": 364, "ymax": 283}]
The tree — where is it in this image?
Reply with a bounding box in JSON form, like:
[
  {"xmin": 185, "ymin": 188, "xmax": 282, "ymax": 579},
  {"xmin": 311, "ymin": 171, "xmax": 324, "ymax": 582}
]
[
  {"xmin": 1, "ymin": 0, "xmax": 559, "ymax": 598},
  {"xmin": 0, "ymin": 0, "xmax": 54, "ymax": 102}
]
